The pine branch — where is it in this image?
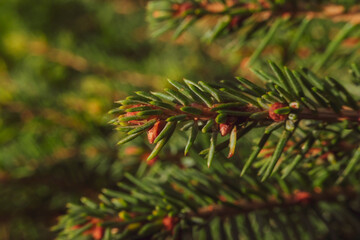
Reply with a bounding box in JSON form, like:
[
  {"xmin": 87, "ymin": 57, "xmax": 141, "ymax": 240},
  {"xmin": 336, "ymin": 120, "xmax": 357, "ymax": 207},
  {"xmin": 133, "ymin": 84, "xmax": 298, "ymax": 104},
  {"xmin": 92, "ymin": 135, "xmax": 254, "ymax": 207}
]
[
  {"xmin": 147, "ymin": 1, "xmax": 360, "ymax": 68},
  {"xmin": 110, "ymin": 62, "xmax": 360, "ymax": 180},
  {"xmin": 147, "ymin": 0, "xmax": 360, "ymax": 41},
  {"xmin": 54, "ymin": 162, "xmax": 360, "ymax": 239},
  {"xmin": 188, "ymin": 186, "xmax": 357, "ymax": 219}
]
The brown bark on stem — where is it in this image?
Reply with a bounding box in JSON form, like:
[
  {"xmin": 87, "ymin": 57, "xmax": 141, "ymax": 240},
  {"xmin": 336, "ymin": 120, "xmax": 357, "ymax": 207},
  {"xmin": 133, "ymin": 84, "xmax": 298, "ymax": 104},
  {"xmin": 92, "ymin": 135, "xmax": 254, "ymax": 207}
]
[
  {"xmin": 298, "ymin": 108, "xmax": 360, "ymax": 122},
  {"xmin": 187, "ymin": 186, "xmax": 356, "ymax": 220}
]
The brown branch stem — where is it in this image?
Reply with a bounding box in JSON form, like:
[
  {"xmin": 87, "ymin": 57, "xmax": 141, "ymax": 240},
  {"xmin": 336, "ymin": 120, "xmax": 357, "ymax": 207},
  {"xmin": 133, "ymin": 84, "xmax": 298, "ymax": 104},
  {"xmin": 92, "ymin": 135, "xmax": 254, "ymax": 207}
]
[
  {"xmin": 187, "ymin": 186, "xmax": 357, "ymax": 220},
  {"xmin": 202, "ymin": 3, "xmax": 360, "ymax": 24},
  {"xmin": 298, "ymin": 108, "xmax": 360, "ymax": 122}
]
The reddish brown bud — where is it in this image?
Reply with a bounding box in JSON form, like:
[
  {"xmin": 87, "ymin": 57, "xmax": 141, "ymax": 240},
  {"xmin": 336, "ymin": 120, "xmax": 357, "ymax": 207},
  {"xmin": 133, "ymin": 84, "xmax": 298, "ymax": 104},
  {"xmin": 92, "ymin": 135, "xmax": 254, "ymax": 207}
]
[
  {"xmin": 269, "ymin": 102, "xmax": 288, "ymax": 122},
  {"xmin": 163, "ymin": 216, "xmax": 179, "ymax": 231},
  {"xmin": 218, "ymin": 195, "xmax": 227, "ymax": 202},
  {"xmin": 293, "ymin": 191, "xmax": 312, "ymax": 204},
  {"xmin": 259, "ymin": 0, "xmax": 271, "ymax": 8},
  {"xmin": 219, "ymin": 123, "xmax": 232, "ymax": 136},
  {"xmin": 71, "ymin": 225, "xmax": 81, "ymax": 230},
  {"xmin": 314, "ymin": 187, "xmax": 322, "ymax": 193},
  {"xmin": 319, "ymin": 152, "xmax": 331, "ymax": 160},
  {"xmin": 219, "ymin": 117, "xmax": 236, "ymax": 136},
  {"xmin": 147, "ymin": 120, "xmax": 166, "ymax": 144},
  {"xmin": 92, "ymin": 225, "xmax": 104, "ymax": 240},
  {"xmin": 173, "ymin": 3, "xmax": 194, "ymax": 16},
  {"xmin": 75, "ymin": 217, "xmax": 104, "ymax": 240},
  {"xmin": 124, "ymin": 146, "xmax": 143, "ymax": 156},
  {"xmin": 228, "ymin": 16, "xmax": 244, "ymax": 30},
  {"xmin": 141, "ymin": 153, "xmax": 158, "ymax": 166},
  {"xmin": 123, "ymin": 104, "xmax": 146, "ymax": 125}
]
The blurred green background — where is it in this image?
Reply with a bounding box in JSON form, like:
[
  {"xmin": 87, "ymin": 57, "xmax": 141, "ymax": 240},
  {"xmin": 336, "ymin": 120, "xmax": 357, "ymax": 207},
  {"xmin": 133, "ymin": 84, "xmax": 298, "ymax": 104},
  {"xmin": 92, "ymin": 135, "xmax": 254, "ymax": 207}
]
[{"xmin": 0, "ymin": 0, "xmax": 234, "ymax": 239}]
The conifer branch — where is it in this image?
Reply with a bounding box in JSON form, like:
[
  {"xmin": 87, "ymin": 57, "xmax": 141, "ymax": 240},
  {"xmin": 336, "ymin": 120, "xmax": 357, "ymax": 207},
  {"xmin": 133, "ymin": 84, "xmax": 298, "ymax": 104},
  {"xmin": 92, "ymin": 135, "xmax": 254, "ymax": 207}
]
[
  {"xmin": 54, "ymin": 163, "xmax": 360, "ymax": 239},
  {"xmin": 147, "ymin": 0, "xmax": 360, "ymax": 41},
  {"xmin": 110, "ymin": 63, "xmax": 360, "ymax": 179},
  {"xmin": 189, "ymin": 186, "xmax": 357, "ymax": 219}
]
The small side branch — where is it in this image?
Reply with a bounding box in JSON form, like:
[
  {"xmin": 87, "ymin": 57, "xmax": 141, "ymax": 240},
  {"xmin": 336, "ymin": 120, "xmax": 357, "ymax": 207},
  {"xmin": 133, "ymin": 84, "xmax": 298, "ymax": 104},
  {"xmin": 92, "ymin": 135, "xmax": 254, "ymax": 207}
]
[{"xmin": 188, "ymin": 186, "xmax": 357, "ymax": 219}]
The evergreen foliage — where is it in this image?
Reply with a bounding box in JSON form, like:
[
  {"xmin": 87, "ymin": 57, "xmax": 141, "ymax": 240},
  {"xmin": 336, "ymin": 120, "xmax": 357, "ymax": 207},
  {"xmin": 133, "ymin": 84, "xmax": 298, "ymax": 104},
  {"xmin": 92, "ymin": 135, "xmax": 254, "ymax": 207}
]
[
  {"xmin": 110, "ymin": 62, "xmax": 360, "ymax": 182},
  {"xmin": 56, "ymin": 0, "xmax": 360, "ymax": 239},
  {"xmin": 54, "ymin": 162, "xmax": 360, "ymax": 240},
  {"xmin": 0, "ymin": 1, "xmax": 229, "ymax": 238},
  {"xmin": 147, "ymin": 0, "xmax": 360, "ymax": 69},
  {"xmin": 2, "ymin": 0, "xmax": 360, "ymax": 239}
]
